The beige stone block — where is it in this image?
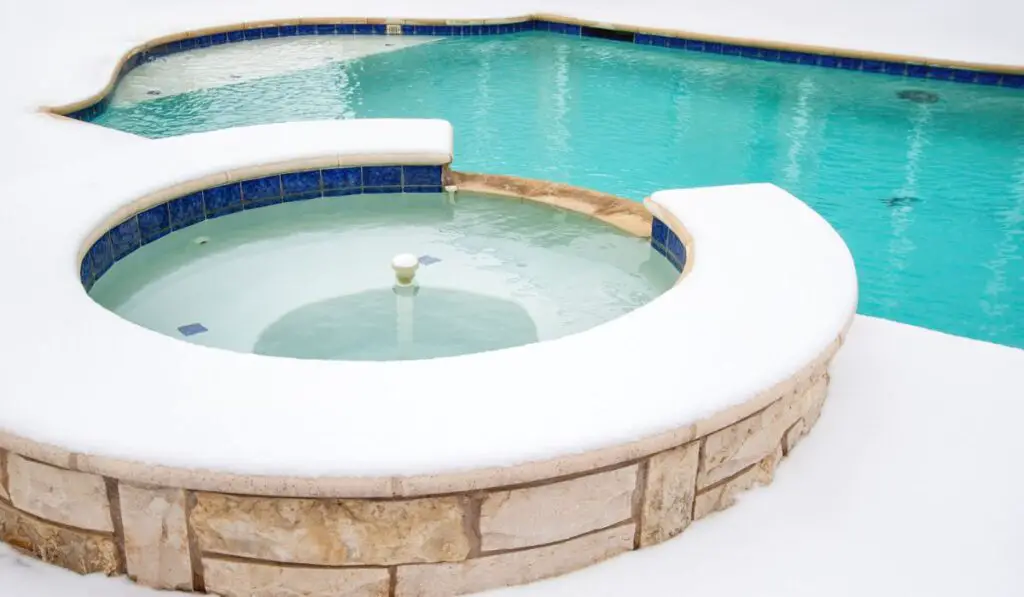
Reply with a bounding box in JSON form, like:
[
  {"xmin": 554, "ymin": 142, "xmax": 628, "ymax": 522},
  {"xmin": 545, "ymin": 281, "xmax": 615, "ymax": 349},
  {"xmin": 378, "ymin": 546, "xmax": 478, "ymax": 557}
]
[
  {"xmin": 0, "ymin": 500, "xmax": 120, "ymax": 575},
  {"xmin": 695, "ymin": 372, "xmax": 830, "ymax": 489},
  {"xmin": 203, "ymin": 558, "xmax": 390, "ymax": 597},
  {"xmin": 191, "ymin": 493, "xmax": 469, "ymax": 565},
  {"xmin": 783, "ymin": 419, "xmax": 808, "ymax": 455},
  {"xmin": 783, "ymin": 375, "xmax": 829, "ymax": 455},
  {"xmin": 396, "ymin": 523, "xmax": 634, "ymax": 597},
  {"xmin": 7, "ymin": 454, "xmax": 112, "ymax": 532},
  {"xmin": 480, "ymin": 465, "xmax": 636, "ymax": 551},
  {"xmin": 118, "ymin": 484, "xmax": 192, "ymax": 590},
  {"xmin": 0, "ymin": 450, "xmax": 9, "ymax": 502},
  {"xmin": 694, "ymin": 446, "xmax": 782, "ymax": 520},
  {"xmin": 639, "ymin": 442, "xmax": 700, "ymax": 547}
]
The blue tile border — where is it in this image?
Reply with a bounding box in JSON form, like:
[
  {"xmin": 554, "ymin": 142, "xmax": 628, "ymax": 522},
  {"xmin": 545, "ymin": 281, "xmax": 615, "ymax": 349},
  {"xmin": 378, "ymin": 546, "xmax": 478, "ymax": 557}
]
[
  {"xmin": 651, "ymin": 217, "xmax": 686, "ymax": 273},
  {"xmin": 62, "ymin": 17, "xmax": 1024, "ymax": 122},
  {"xmin": 80, "ymin": 164, "xmax": 447, "ymax": 291}
]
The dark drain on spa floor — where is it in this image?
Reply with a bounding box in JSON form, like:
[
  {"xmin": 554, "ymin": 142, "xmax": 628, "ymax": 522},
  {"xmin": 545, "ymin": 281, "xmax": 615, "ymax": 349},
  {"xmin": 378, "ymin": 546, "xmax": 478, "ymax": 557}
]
[{"xmin": 897, "ymin": 89, "xmax": 940, "ymax": 104}]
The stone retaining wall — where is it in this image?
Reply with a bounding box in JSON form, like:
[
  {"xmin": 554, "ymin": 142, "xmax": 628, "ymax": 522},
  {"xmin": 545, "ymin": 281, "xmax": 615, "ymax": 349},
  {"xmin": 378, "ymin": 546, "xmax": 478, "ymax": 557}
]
[{"xmin": 0, "ymin": 350, "xmax": 838, "ymax": 597}]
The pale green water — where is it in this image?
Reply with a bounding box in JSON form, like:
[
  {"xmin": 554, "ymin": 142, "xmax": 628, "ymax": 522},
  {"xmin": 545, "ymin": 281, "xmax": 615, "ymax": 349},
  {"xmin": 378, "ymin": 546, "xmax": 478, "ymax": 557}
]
[
  {"xmin": 88, "ymin": 192, "xmax": 678, "ymax": 360},
  {"xmin": 93, "ymin": 33, "xmax": 1024, "ymax": 347}
]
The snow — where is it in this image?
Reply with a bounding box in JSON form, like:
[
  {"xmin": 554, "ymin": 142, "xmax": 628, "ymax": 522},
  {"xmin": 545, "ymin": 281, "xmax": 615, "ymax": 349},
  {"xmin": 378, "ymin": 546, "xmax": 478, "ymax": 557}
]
[
  {"xmin": 3, "ymin": 315, "xmax": 1021, "ymax": 596},
  {"xmin": 0, "ymin": 0, "xmax": 1019, "ymax": 593},
  {"xmin": 0, "ymin": 160, "xmax": 856, "ymax": 477}
]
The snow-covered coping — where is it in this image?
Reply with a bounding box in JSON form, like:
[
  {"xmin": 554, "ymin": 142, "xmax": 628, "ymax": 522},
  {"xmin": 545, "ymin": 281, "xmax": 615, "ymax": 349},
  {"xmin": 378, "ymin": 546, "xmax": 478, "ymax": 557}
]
[
  {"xmin": 0, "ymin": 116, "xmax": 856, "ymax": 490},
  {"xmin": 0, "ymin": 117, "xmax": 857, "ymax": 593}
]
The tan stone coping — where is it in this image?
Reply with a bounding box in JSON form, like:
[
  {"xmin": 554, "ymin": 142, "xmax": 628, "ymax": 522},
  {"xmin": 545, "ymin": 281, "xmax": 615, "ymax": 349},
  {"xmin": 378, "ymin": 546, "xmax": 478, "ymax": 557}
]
[
  {"xmin": 451, "ymin": 171, "xmax": 652, "ymax": 238},
  {"xmin": 42, "ymin": 13, "xmax": 1024, "ymax": 120}
]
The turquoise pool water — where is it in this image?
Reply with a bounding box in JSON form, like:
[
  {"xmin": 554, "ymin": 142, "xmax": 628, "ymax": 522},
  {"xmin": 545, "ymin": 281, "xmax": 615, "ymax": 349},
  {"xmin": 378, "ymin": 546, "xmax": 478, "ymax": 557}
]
[{"xmin": 94, "ymin": 32, "xmax": 1024, "ymax": 348}]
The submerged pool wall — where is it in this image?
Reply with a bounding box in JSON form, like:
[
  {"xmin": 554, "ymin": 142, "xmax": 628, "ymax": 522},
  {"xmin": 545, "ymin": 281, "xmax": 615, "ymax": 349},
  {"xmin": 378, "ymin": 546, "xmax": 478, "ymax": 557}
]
[{"xmin": 51, "ymin": 14, "xmax": 1024, "ymax": 122}]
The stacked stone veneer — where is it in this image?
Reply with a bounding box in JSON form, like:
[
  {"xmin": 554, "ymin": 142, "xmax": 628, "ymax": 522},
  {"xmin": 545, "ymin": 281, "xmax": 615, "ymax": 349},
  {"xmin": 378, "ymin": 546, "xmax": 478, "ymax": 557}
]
[{"xmin": 0, "ymin": 347, "xmax": 837, "ymax": 597}]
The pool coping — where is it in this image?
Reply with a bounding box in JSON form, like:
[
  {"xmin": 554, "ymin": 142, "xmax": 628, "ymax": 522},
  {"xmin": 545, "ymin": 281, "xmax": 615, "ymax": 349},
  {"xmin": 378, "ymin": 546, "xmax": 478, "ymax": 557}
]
[{"xmin": 42, "ymin": 13, "xmax": 1024, "ymax": 124}]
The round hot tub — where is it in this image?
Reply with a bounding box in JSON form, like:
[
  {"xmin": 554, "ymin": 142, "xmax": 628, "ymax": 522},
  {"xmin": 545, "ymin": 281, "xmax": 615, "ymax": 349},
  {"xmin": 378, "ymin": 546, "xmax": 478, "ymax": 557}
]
[{"xmin": 87, "ymin": 189, "xmax": 677, "ymax": 360}]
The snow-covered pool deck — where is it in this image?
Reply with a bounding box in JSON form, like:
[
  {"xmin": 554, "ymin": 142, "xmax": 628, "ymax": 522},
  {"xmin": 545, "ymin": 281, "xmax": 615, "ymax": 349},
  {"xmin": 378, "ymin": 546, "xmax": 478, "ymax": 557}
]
[{"xmin": 0, "ymin": 0, "xmax": 1022, "ymax": 596}]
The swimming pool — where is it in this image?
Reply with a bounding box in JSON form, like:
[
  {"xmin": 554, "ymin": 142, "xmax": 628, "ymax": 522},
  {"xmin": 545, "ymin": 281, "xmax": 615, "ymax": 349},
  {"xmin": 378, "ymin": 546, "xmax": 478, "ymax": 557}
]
[{"xmin": 93, "ymin": 32, "xmax": 1024, "ymax": 348}]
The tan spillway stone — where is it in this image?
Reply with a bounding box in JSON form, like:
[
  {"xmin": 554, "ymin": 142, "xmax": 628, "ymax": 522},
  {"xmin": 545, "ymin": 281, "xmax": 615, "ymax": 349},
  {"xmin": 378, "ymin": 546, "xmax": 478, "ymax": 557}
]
[
  {"xmin": 118, "ymin": 484, "xmax": 192, "ymax": 590},
  {"xmin": 6, "ymin": 454, "xmax": 113, "ymax": 532}
]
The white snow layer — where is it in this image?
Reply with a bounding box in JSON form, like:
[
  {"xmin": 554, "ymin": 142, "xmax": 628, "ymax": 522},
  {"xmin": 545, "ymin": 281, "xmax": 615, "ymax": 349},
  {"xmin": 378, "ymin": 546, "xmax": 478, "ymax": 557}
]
[{"xmin": 2, "ymin": 316, "xmax": 1021, "ymax": 596}]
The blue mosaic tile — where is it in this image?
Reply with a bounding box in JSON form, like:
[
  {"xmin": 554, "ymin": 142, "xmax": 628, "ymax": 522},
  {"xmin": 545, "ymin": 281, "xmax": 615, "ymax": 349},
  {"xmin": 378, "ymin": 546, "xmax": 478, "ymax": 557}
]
[
  {"xmin": 837, "ymin": 57, "xmax": 862, "ymax": 70},
  {"xmin": 819, "ymin": 55, "xmax": 838, "ymax": 68},
  {"xmin": 721, "ymin": 43, "xmax": 742, "ymax": 56},
  {"xmin": 363, "ymin": 166, "xmax": 402, "ymax": 187},
  {"xmin": 976, "ymin": 72, "xmax": 1000, "ymax": 86},
  {"xmin": 259, "ymin": 27, "xmax": 280, "ymax": 38},
  {"xmin": 363, "ymin": 186, "xmax": 402, "ymax": 195},
  {"xmin": 337, "ymin": 24, "xmax": 356, "ymax": 34},
  {"xmin": 353, "ymin": 24, "xmax": 374, "ymax": 35},
  {"xmin": 952, "ymin": 69, "xmax": 976, "ymax": 83},
  {"xmin": 927, "ymin": 66, "xmax": 954, "ymax": 80},
  {"xmin": 402, "ymin": 165, "xmax": 442, "ymax": 187},
  {"xmin": 322, "ymin": 167, "xmax": 361, "ymax": 191},
  {"xmin": 138, "ymin": 203, "xmax": 170, "ymax": 244},
  {"xmin": 168, "ymin": 192, "xmax": 205, "ymax": 230},
  {"xmin": 651, "ymin": 217, "xmax": 669, "ymax": 246},
  {"xmin": 565, "ymin": 24, "xmax": 581, "ymax": 35},
  {"xmin": 1003, "ymin": 74, "xmax": 1024, "ymax": 88},
  {"xmin": 533, "ymin": 21, "xmax": 549, "ymax": 31},
  {"xmin": 401, "ymin": 24, "xmax": 416, "ymax": 35},
  {"xmin": 243, "ymin": 28, "xmax": 261, "ymax": 40},
  {"xmin": 109, "ymin": 218, "xmax": 141, "ymax": 261},
  {"xmin": 436, "ymin": 25, "xmax": 454, "ymax": 36},
  {"xmin": 243, "ymin": 196, "xmax": 281, "ymax": 210},
  {"xmin": 195, "ymin": 35, "xmax": 213, "ymax": 48},
  {"xmin": 666, "ymin": 232, "xmax": 687, "ymax": 269},
  {"xmin": 634, "ymin": 33, "xmax": 652, "ymax": 45},
  {"xmin": 296, "ymin": 24, "xmax": 316, "ymax": 36},
  {"xmin": 883, "ymin": 62, "xmax": 906, "ymax": 75},
  {"xmin": 80, "ymin": 253, "xmax": 93, "ymax": 288},
  {"xmin": 227, "ymin": 30, "xmax": 245, "ymax": 42},
  {"xmin": 179, "ymin": 37, "xmax": 197, "ymax": 51},
  {"xmin": 282, "ymin": 171, "xmax": 321, "ymax": 197},
  {"xmin": 652, "ymin": 239, "xmax": 668, "ymax": 259},
  {"xmin": 861, "ymin": 60, "xmax": 884, "ymax": 73},
  {"xmin": 279, "ymin": 25, "xmax": 298, "ymax": 37},
  {"xmin": 740, "ymin": 46, "xmax": 761, "ymax": 59},
  {"xmin": 779, "ymin": 50, "xmax": 800, "ymax": 63},
  {"xmin": 666, "ymin": 37, "xmax": 686, "ymax": 50},
  {"xmin": 211, "ymin": 32, "xmax": 228, "ymax": 45},
  {"xmin": 705, "ymin": 42, "xmax": 724, "ymax": 53},
  {"xmin": 760, "ymin": 49, "xmax": 781, "ymax": 61},
  {"xmin": 316, "ymin": 24, "xmax": 335, "ymax": 35},
  {"xmin": 241, "ymin": 175, "xmax": 283, "ymax": 203},
  {"xmin": 177, "ymin": 323, "xmax": 208, "ymax": 337},
  {"xmin": 404, "ymin": 185, "xmax": 444, "ymax": 193},
  {"xmin": 88, "ymin": 234, "xmax": 114, "ymax": 280},
  {"xmin": 203, "ymin": 183, "xmax": 242, "ymax": 217},
  {"xmin": 906, "ymin": 64, "xmax": 928, "ymax": 78}
]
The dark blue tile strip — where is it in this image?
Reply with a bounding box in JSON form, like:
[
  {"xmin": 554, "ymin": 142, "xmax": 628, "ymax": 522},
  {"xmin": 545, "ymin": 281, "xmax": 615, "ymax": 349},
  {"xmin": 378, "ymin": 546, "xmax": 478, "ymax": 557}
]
[
  {"xmin": 650, "ymin": 217, "xmax": 686, "ymax": 273},
  {"xmin": 80, "ymin": 165, "xmax": 451, "ymax": 287}
]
